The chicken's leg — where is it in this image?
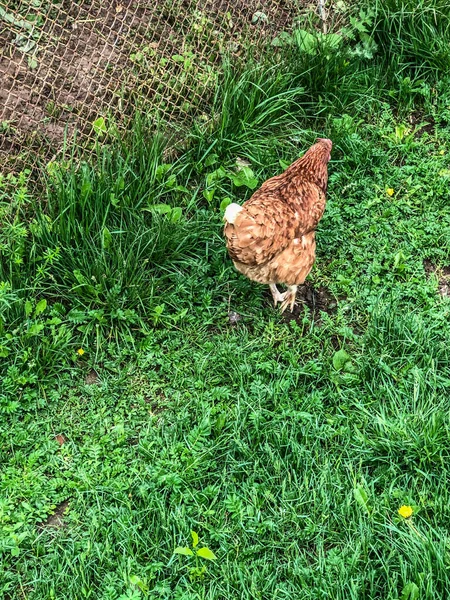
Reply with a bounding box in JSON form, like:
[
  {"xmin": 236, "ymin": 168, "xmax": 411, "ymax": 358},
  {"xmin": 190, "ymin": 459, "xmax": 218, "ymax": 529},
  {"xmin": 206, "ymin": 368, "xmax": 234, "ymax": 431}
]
[
  {"xmin": 269, "ymin": 284, "xmax": 297, "ymax": 313},
  {"xmin": 279, "ymin": 285, "xmax": 298, "ymax": 313},
  {"xmin": 269, "ymin": 284, "xmax": 286, "ymax": 307}
]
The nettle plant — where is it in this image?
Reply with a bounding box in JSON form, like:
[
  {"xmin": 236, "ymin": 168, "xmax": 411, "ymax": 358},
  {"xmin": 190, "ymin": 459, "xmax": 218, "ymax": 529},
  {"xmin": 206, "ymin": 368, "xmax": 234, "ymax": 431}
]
[
  {"xmin": 173, "ymin": 531, "xmax": 217, "ymax": 580},
  {"xmin": 272, "ymin": 8, "xmax": 377, "ymax": 60},
  {"xmin": 201, "ymin": 155, "xmax": 260, "ymax": 211}
]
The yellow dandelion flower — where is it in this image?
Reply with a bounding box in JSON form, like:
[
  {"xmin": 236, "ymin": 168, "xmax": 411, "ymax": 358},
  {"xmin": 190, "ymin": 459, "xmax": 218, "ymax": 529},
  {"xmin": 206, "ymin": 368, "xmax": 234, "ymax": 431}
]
[
  {"xmin": 439, "ymin": 149, "xmax": 445, "ymax": 155},
  {"xmin": 398, "ymin": 505, "xmax": 413, "ymax": 519},
  {"xmin": 77, "ymin": 348, "xmax": 85, "ymax": 356},
  {"xmin": 386, "ymin": 188, "xmax": 395, "ymax": 197}
]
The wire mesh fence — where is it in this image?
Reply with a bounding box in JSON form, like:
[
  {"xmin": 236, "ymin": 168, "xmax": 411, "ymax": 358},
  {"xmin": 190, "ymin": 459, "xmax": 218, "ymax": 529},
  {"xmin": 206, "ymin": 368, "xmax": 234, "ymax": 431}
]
[{"xmin": 0, "ymin": 0, "xmax": 305, "ymax": 172}]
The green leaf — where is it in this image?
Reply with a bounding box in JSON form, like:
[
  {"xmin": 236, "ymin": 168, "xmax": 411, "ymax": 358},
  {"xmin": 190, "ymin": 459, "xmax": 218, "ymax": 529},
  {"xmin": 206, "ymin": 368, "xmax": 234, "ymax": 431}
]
[
  {"xmin": 174, "ymin": 307, "xmax": 188, "ymax": 322},
  {"xmin": 353, "ymin": 485, "xmax": 370, "ymax": 514},
  {"xmin": 252, "ymin": 11, "xmax": 268, "ymax": 24},
  {"xmin": 129, "ymin": 575, "xmax": 148, "ymax": 593},
  {"xmin": 220, "ymin": 197, "xmax": 232, "ymax": 212},
  {"xmin": 393, "ymin": 250, "xmax": 406, "ymax": 272},
  {"xmin": 294, "ymin": 29, "xmax": 318, "ymax": 54},
  {"xmin": 279, "ymin": 159, "xmax": 290, "ymax": 170},
  {"xmin": 34, "ymin": 299, "xmax": 47, "ymax": 316},
  {"xmin": 102, "ymin": 227, "xmax": 112, "ymax": 250},
  {"xmin": 28, "ymin": 323, "xmax": 45, "ymax": 336},
  {"xmin": 174, "ymin": 547, "xmax": 194, "ymax": 556},
  {"xmin": 67, "ymin": 309, "xmax": 88, "ymax": 323},
  {"xmin": 229, "ymin": 166, "xmax": 259, "ymax": 190},
  {"xmin": 322, "ymin": 32, "xmax": 342, "ymax": 49},
  {"xmin": 150, "ymin": 204, "xmax": 172, "ymax": 215},
  {"xmin": 165, "ymin": 174, "xmax": 177, "ymax": 189},
  {"xmin": 92, "ymin": 116, "xmax": 107, "ymax": 136},
  {"xmin": 204, "ymin": 154, "xmax": 218, "ymax": 167},
  {"xmin": 170, "ymin": 207, "xmax": 182, "ymax": 223},
  {"xmin": 109, "ymin": 193, "xmax": 119, "ymax": 207},
  {"xmin": 73, "ymin": 270, "xmax": 87, "ymax": 285},
  {"xmin": 174, "ymin": 185, "xmax": 189, "ymax": 193},
  {"xmin": 46, "ymin": 317, "xmax": 62, "ymax": 326},
  {"xmin": 206, "ymin": 167, "xmax": 226, "ymax": 186},
  {"xmin": 81, "ymin": 179, "xmax": 92, "ymax": 199},
  {"xmin": 203, "ymin": 189, "xmax": 215, "ymax": 203},
  {"xmin": 332, "ymin": 349, "xmax": 351, "ymax": 371},
  {"xmin": 196, "ymin": 547, "xmax": 217, "ymax": 561},
  {"xmin": 191, "ymin": 531, "xmax": 199, "ymax": 548},
  {"xmin": 25, "ymin": 300, "xmax": 33, "ymax": 318},
  {"xmin": 401, "ymin": 582, "xmax": 420, "ymax": 600},
  {"xmin": 155, "ymin": 164, "xmax": 172, "ymax": 180},
  {"xmin": 271, "ymin": 31, "xmax": 293, "ymax": 47}
]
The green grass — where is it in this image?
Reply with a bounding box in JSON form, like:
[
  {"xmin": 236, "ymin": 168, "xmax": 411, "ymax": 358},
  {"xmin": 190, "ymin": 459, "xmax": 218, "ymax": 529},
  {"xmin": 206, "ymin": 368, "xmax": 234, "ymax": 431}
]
[{"xmin": 2, "ymin": 2, "xmax": 450, "ymax": 598}]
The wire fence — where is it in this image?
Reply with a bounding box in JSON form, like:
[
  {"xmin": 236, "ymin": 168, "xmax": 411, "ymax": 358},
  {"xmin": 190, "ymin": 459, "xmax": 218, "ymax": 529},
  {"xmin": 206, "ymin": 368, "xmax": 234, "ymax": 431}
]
[{"xmin": 0, "ymin": 0, "xmax": 306, "ymax": 172}]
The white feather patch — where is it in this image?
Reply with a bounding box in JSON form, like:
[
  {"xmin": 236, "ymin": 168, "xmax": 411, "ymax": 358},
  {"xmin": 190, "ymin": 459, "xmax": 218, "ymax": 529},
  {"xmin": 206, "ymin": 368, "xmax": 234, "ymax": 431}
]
[{"xmin": 223, "ymin": 203, "xmax": 243, "ymax": 224}]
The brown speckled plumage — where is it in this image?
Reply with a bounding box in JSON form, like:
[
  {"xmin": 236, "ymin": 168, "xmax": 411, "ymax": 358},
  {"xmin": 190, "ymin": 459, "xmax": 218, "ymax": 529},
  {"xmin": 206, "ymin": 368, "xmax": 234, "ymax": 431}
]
[{"xmin": 224, "ymin": 139, "xmax": 332, "ymax": 309}]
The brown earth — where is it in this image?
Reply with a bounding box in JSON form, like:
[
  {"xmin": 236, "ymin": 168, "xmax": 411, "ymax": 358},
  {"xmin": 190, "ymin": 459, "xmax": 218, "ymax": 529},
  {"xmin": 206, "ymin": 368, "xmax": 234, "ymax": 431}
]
[
  {"xmin": 423, "ymin": 259, "xmax": 450, "ymax": 298},
  {"xmin": 278, "ymin": 281, "xmax": 338, "ymax": 325},
  {"xmin": 37, "ymin": 499, "xmax": 70, "ymax": 530},
  {"xmin": 0, "ymin": 0, "xmax": 303, "ymax": 170}
]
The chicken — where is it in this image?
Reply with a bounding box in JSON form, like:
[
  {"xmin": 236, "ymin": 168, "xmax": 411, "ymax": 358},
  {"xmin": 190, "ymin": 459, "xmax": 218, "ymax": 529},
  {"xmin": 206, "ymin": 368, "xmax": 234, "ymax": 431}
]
[{"xmin": 223, "ymin": 138, "xmax": 332, "ymax": 312}]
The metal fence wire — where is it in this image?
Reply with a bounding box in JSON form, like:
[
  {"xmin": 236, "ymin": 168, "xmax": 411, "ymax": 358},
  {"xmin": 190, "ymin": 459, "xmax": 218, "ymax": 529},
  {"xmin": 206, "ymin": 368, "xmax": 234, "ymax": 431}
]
[{"xmin": 0, "ymin": 0, "xmax": 305, "ymax": 171}]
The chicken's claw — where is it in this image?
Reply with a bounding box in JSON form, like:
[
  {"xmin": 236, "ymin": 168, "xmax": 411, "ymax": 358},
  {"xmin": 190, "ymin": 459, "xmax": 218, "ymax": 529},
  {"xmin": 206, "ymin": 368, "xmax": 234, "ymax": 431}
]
[
  {"xmin": 269, "ymin": 284, "xmax": 286, "ymax": 307},
  {"xmin": 279, "ymin": 286, "xmax": 298, "ymax": 313}
]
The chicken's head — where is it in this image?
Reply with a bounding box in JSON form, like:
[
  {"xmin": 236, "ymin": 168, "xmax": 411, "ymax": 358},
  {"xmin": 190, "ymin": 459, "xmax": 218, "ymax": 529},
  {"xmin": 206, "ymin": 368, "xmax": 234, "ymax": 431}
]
[
  {"xmin": 297, "ymin": 138, "xmax": 332, "ymax": 192},
  {"xmin": 316, "ymin": 138, "xmax": 332, "ymax": 162}
]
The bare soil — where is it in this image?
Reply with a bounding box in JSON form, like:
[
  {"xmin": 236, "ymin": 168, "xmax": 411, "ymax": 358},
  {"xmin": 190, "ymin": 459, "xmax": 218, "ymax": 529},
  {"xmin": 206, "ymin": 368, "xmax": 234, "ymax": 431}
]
[
  {"xmin": 423, "ymin": 259, "xmax": 450, "ymax": 297},
  {"xmin": 1, "ymin": 0, "xmax": 300, "ymax": 170},
  {"xmin": 85, "ymin": 368, "xmax": 100, "ymax": 385},
  {"xmin": 37, "ymin": 499, "xmax": 70, "ymax": 530},
  {"xmin": 280, "ymin": 281, "xmax": 338, "ymax": 325}
]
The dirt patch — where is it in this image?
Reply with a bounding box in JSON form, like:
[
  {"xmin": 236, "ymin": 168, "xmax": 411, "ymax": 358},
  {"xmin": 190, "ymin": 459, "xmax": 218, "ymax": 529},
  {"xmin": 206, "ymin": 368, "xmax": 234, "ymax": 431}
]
[
  {"xmin": 439, "ymin": 279, "xmax": 450, "ymax": 298},
  {"xmin": 423, "ymin": 258, "xmax": 436, "ymax": 277},
  {"xmin": 144, "ymin": 395, "xmax": 166, "ymax": 416},
  {"xmin": 37, "ymin": 500, "xmax": 70, "ymax": 531},
  {"xmin": 409, "ymin": 111, "xmax": 436, "ymax": 139},
  {"xmin": 423, "ymin": 259, "xmax": 450, "ymax": 297},
  {"xmin": 55, "ymin": 434, "xmax": 66, "ymax": 446},
  {"xmin": 278, "ymin": 282, "xmax": 338, "ymax": 325},
  {"xmin": 85, "ymin": 368, "xmax": 100, "ymax": 385},
  {"xmin": 1, "ymin": 0, "xmax": 300, "ymax": 171}
]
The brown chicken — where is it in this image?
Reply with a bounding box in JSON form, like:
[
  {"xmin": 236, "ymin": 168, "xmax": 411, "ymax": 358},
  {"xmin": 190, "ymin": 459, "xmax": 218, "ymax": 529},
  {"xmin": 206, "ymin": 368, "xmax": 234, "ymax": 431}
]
[{"xmin": 223, "ymin": 138, "xmax": 332, "ymax": 312}]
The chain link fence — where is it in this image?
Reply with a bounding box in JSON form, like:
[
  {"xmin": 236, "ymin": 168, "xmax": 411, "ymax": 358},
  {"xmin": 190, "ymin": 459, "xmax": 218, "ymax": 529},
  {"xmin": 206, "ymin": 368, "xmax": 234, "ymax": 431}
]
[{"xmin": 0, "ymin": 0, "xmax": 310, "ymax": 172}]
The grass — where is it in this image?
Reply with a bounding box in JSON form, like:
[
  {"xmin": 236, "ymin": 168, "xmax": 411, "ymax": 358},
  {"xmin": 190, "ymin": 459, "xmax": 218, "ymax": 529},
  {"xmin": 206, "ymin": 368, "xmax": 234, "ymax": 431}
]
[{"xmin": 2, "ymin": 1, "xmax": 450, "ymax": 598}]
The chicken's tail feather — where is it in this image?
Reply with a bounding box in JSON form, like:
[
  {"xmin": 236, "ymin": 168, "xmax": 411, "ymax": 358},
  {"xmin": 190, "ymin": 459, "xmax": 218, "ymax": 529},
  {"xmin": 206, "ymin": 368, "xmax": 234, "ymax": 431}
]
[{"xmin": 223, "ymin": 203, "xmax": 243, "ymax": 224}]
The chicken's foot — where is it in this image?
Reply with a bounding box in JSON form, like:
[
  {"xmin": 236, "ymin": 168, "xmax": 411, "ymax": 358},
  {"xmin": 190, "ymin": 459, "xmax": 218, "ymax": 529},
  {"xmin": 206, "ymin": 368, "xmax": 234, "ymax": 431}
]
[
  {"xmin": 269, "ymin": 284, "xmax": 297, "ymax": 313},
  {"xmin": 269, "ymin": 284, "xmax": 286, "ymax": 307},
  {"xmin": 280, "ymin": 285, "xmax": 298, "ymax": 314}
]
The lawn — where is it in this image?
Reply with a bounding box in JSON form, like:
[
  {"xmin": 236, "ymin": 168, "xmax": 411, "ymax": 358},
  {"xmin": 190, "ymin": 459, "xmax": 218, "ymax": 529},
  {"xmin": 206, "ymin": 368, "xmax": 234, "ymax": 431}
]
[{"xmin": 2, "ymin": 2, "xmax": 450, "ymax": 599}]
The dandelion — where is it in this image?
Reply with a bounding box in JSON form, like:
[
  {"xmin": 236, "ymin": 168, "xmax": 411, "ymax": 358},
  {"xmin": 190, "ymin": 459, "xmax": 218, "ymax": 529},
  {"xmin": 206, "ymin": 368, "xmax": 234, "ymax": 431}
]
[
  {"xmin": 398, "ymin": 505, "xmax": 424, "ymax": 540},
  {"xmin": 386, "ymin": 188, "xmax": 395, "ymax": 197},
  {"xmin": 398, "ymin": 505, "xmax": 413, "ymax": 519},
  {"xmin": 439, "ymin": 149, "xmax": 445, "ymax": 155},
  {"xmin": 77, "ymin": 348, "xmax": 85, "ymax": 356}
]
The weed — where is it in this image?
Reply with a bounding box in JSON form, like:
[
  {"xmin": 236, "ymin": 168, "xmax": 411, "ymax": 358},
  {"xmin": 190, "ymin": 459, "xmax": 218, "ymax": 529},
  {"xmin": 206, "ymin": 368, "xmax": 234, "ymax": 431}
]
[{"xmin": 173, "ymin": 531, "xmax": 217, "ymax": 581}]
